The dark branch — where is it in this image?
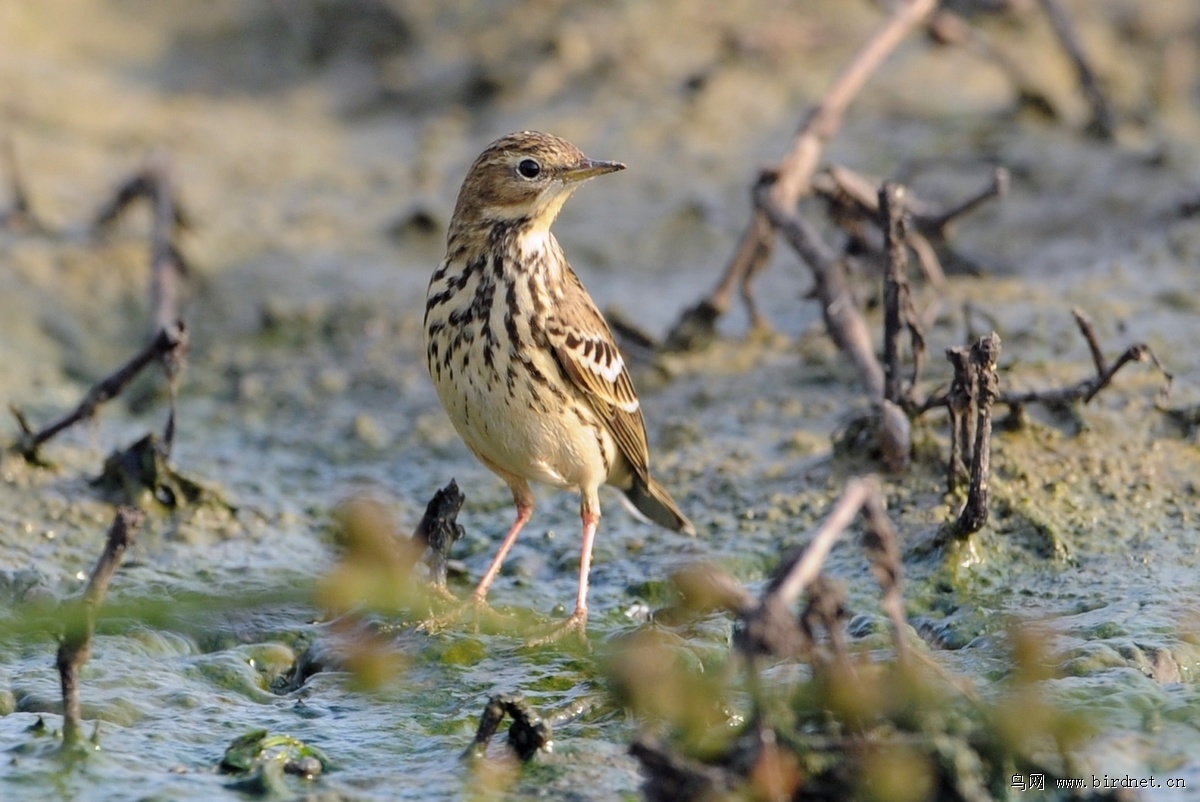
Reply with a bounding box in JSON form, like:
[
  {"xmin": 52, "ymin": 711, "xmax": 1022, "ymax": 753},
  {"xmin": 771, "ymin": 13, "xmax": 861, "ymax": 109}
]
[
  {"xmin": 914, "ymin": 167, "xmax": 1010, "ymax": 238},
  {"xmin": 463, "ymin": 693, "xmax": 552, "ymax": 762},
  {"xmin": 925, "ymin": 310, "xmax": 1172, "ymax": 423},
  {"xmin": 11, "ymin": 153, "xmax": 193, "ymax": 462},
  {"xmin": 408, "ymin": 480, "xmax": 466, "ymax": 588},
  {"xmin": 91, "ymin": 161, "xmax": 191, "ymax": 237},
  {"xmin": 1038, "ymin": 0, "xmax": 1117, "ymax": 139},
  {"xmin": 57, "ymin": 507, "xmax": 145, "ymax": 749},
  {"xmin": 756, "ymin": 177, "xmax": 885, "ymax": 401},
  {"xmin": 881, "ymin": 183, "xmax": 907, "ymax": 405},
  {"xmin": 663, "ymin": 0, "xmax": 938, "ymax": 349},
  {"xmin": 0, "ymin": 136, "xmax": 46, "ymax": 234},
  {"xmin": 955, "ymin": 333, "xmax": 1001, "ymax": 537},
  {"xmin": 736, "ymin": 477, "xmax": 908, "ymax": 661},
  {"xmin": 1081, "ymin": 344, "xmax": 1169, "ymax": 405},
  {"xmin": 861, "ymin": 490, "xmax": 907, "ymax": 663},
  {"xmin": 1071, "ymin": 307, "xmax": 1107, "ymax": 376},
  {"xmin": 818, "ymin": 164, "xmax": 1009, "ymax": 243},
  {"xmin": 146, "ymin": 156, "xmax": 188, "ymax": 457},
  {"xmin": 147, "ymin": 156, "xmax": 186, "ymax": 336},
  {"xmin": 998, "ymin": 343, "xmax": 1171, "ymax": 408},
  {"xmin": 11, "ymin": 326, "xmax": 187, "ymax": 461},
  {"xmin": 926, "ymin": 9, "xmax": 1060, "ymax": 121},
  {"xmin": 945, "ymin": 345, "xmax": 977, "ymax": 494}
]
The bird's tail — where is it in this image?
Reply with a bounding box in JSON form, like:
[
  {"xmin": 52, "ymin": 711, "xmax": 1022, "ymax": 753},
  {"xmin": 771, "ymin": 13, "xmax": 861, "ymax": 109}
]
[{"xmin": 624, "ymin": 476, "xmax": 695, "ymax": 535}]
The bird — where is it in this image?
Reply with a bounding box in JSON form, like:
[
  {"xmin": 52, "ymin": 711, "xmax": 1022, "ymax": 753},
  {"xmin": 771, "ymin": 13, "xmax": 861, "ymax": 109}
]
[{"xmin": 423, "ymin": 131, "xmax": 694, "ymax": 641}]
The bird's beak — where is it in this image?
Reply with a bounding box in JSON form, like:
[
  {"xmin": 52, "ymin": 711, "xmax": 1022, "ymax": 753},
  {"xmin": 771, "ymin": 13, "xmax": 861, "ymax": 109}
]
[{"xmin": 563, "ymin": 159, "xmax": 626, "ymax": 183}]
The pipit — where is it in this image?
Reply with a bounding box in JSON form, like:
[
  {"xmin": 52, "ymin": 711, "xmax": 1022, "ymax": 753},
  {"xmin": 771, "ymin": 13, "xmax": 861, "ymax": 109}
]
[{"xmin": 423, "ymin": 131, "xmax": 694, "ymax": 641}]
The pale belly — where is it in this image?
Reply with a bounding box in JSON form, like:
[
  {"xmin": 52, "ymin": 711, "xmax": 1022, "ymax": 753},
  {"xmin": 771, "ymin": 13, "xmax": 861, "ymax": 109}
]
[{"xmin": 430, "ymin": 346, "xmax": 620, "ymax": 493}]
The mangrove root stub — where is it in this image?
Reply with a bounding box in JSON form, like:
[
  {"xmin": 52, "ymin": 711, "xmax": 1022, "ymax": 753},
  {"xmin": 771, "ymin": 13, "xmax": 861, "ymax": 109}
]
[
  {"xmin": 463, "ymin": 693, "xmax": 552, "ymax": 762},
  {"xmin": 409, "ymin": 479, "xmax": 466, "ymax": 587},
  {"xmin": 954, "ymin": 332, "xmax": 1001, "ymax": 538}
]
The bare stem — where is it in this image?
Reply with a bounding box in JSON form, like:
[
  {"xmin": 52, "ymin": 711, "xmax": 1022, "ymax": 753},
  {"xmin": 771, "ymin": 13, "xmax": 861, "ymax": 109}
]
[
  {"xmin": 861, "ymin": 490, "xmax": 907, "ymax": 663},
  {"xmin": 665, "ymin": 0, "xmax": 937, "ymax": 348},
  {"xmin": 945, "ymin": 345, "xmax": 976, "ymax": 494},
  {"xmin": 57, "ymin": 507, "xmax": 145, "ymax": 748},
  {"xmin": 768, "ymin": 478, "xmax": 876, "ymax": 607},
  {"xmin": 12, "ymin": 327, "xmax": 187, "ymax": 461},
  {"xmin": 955, "ymin": 333, "xmax": 1001, "ymax": 536},
  {"xmin": 756, "ymin": 179, "xmax": 885, "ymax": 401},
  {"xmin": 1071, "ymin": 307, "xmax": 1107, "ymax": 376},
  {"xmin": 881, "ymin": 183, "xmax": 908, "ymax": 406},
  {"xmin": 1038, "ymin": 0, "xmax": 1117, "ymax": 139}
]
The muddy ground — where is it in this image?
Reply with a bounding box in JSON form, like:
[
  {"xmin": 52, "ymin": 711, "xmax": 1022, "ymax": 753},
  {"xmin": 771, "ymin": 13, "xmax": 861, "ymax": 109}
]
[{"xmin": 1, "ymin": 1, "xmax": 1200, "ymax": 799}]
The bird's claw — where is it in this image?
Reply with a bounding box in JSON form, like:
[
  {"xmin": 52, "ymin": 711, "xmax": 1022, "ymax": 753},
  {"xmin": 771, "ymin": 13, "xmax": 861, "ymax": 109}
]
[
  {"xmin": 525, "ymin": 609, "xmax": 589, "ymax": 647},
  {"xmin": 427, "ymin": 582, "xmax": 460, "ymax": 604},
  {"xmin": 416, "ymin": 592, "xmax": 513, "ymax": 634}
]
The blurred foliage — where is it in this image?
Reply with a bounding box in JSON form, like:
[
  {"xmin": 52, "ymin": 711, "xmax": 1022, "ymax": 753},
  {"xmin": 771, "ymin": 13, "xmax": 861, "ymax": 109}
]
[{"xmin": 616, "ymin": 588, "xmax": 1100, "ymax": 802}]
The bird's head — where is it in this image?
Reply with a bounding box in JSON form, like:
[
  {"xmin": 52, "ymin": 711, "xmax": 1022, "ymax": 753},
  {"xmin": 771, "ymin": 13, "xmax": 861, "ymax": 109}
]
[{"xmin": 448, "ymin": 131, "xmax": 625, "ymax": 238}]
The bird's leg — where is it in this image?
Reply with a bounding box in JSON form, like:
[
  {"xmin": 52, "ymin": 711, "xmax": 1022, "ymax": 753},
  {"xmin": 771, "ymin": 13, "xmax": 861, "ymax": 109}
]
[
  {"xmin": 569, "ymin": 509, "xmax": 599, "ymax": 624},
  {"xmin": 472, "ymin": 484, "xmax": 535, "ymax": 605},
  {"xmin": 417, "ymin": 484, "xmax": 532, "ymax": 633},
  {"xmin": 427, "ymin": 583, "xmax": 460, "ymax": 604},
  {"xmin": 528, "ymin": 494, "xmax": 599, "ymax": 646}
]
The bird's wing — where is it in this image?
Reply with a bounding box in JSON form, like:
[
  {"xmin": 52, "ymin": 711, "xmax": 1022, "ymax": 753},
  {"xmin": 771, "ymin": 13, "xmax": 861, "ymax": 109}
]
[{"xmin": 547, "ymin": 268, "xmax": 651, "ymax": 480}]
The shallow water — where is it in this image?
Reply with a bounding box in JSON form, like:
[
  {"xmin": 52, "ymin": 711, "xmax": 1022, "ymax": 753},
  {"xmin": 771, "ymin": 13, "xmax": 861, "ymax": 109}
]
[{"xmin": 3, "ymin": 1, "xmax": 1200, "ymax": 799}]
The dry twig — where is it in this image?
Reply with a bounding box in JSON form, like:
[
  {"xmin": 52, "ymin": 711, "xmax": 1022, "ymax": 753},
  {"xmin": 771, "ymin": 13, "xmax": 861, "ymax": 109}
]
[
  {"xmin": 926, "ymin": 9, "xmax": 1059, "ymax": 119},
  {"xmin": 755, "ymin": 176, "xmax": 885, "ymax": 400},
  {"xmin": 882, "ymin": 183, "xmax": 909, "ymax": 406},
  {"xmin": 955, "ymin": 333, "xmax": 1001, "ymax": 537},
  {"xmin": 944, "ymin": 346, "xmax": 977, "ymax": 494},
  {"xmin": 860, "ymin": 489, "xmax": 908, "ymax": 664},
  {"xmin": 91, "ymin": 162, "xmax": 190, "ymax": 237},
  {"xmin": 10, "ymin": 154, "xmax": 192, "ymax": 463},
  {"xmin": 926, "ymin": 309, "xmax": 1172, "ymax": 422},
  {"xmin": 998, "ymin": 310, "xmax": 1172, "ymax": 410},
  {"xmin": 0, "ymin": 136, "xmax": 44, "ymax": 233},
  {"xmin": 407, "ymin": 480, "xmax": 466, "ymax": 588},
  {"xmin": 815, "ymin": 164, "xmax": 1009, "ymax": 283},
  {"xmin": 57, "ymin": 507, "xmax": 145, "ymax": 749},
  {"xmin": 143, "ymin": 157, "xmax": 189, "ymax": 456},
  {"xmin": 734, "ymin": 476, "xmax": 907, "ymax": 663},
  {"xmin": 664, "ymin": 0, "xmax": 938, "ymax": 350},
  {"xmin": 879, "ymin": 182, "xmax": 928, "ymax": 411},
  {"xmin": 631, "ymin": 734, "xmax": 734, "ymax": 802},
  {"xmin": 1038, "ymin": 0, "xmax": 1117, "ymax": 139},
  {"xmin": 11, "ymin": 326, "xmax": 188, "ymax": 462}
]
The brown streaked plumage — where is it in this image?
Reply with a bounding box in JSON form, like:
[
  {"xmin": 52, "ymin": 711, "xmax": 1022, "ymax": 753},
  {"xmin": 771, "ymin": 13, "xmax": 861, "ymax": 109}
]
[{"xmin": 423, "ymin": 131, "xmax": 693, "ymax": 640}]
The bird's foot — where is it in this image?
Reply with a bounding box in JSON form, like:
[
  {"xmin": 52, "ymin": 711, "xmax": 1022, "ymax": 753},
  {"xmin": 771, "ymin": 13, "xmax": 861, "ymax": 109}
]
[
  {"xmin": 416, "ymin": 592, "xmax": 512, "ymax": 634},
  {"xmin": 426, "ymin": 582, "xmax": 459, "ymax": 604},
  {"xmin": 526, "ymin": 608, "xmax": 589, "ymax": 647}
]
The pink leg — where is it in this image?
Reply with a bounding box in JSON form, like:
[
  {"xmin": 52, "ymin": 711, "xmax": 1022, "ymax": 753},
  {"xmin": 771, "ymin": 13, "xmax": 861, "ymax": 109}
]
[
  {"xmin": 527, "ymin": 491, "xmax": 601, "ymax": 645},
  {"xmin": 573, "ymin": 510, "xmax": 599, "ymax": 619},
  {"xmin": 472, "ymin": 481, "xmax": 534, "ymax": 603}
]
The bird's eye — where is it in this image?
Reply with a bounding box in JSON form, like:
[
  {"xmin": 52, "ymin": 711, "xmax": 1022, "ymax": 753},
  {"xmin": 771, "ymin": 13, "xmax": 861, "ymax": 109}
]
[{"xmin": 517, "ymin": 159, "xmax": 541, "ymax": 179}]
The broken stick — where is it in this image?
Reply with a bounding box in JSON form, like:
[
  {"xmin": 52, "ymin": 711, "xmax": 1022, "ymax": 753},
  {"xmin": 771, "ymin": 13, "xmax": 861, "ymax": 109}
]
[
  {"xmin": 10, "ymin": 326, "xmax": 187, "ymax": 462},
  {"xmin": 1038, "ymin": 0, "xmax": 1117, "ymax": 139},
  {"xmin": 955, "ymin": 333, "xmax": 1001, "ymax": 537},
  {"xmin": 664, "ymin": 0, "xmax": 938, "ymax": 350},
  {"xmin": 755, "ymin": 176, "xmax": 885, "ymax": 401},
  {"xmin": 57, "ymin": 507, "xmax": 145, "ymax": 748}
]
